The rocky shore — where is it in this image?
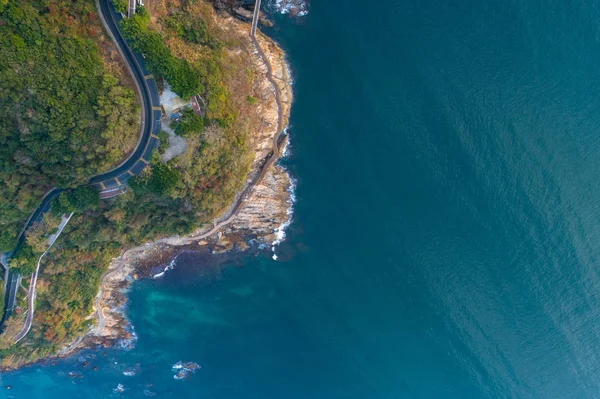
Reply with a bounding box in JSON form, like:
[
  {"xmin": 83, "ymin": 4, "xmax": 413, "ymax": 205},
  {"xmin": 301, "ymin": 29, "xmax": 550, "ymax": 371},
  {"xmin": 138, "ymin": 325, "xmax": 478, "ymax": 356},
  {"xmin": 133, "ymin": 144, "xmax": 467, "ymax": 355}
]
[{"xmin": 58, "ymin": 15, "xmax": 294, "ymax": 357}]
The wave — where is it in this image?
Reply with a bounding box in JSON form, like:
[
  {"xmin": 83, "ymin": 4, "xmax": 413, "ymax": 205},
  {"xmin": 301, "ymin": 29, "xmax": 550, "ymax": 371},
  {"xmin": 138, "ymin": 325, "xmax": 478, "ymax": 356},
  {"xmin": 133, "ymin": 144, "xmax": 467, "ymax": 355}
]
[
  {"xmin": 122, "ymin": 366, "xmax": 138, "ymax": 376},
  {"xmin": 172, "ymin": 361, "xmax": 201, "ymax": 380},
  {"xmin": 270, "ymin": 0, "xmax": 309, "ymax": 17},
  {"xmin": 152, "ymin": 255, "xmax": 179, "ymax": 279},
  {"xmin": 271, "ymin": 169, "xmax": 297, "ymax": 257},
  {"xmin": 113, "ymin": 383, "xmax": 125, "ymax": 393},
  {"xmin": 118, "ymin": 327, "xmax": 137, "ymax": 350},
  {"xmin": 281, "ymin": 126, "xmax": 292, "ymax": 157}
]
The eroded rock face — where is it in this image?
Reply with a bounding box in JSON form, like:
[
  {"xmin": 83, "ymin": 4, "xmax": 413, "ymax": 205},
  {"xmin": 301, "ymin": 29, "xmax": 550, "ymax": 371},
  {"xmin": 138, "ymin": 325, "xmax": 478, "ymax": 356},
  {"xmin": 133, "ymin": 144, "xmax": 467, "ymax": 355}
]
[
  {"xmin": 207, "ymin": 0, "xmax": 273, "ymax": 26},
  {"xmin": 209, "ymin": 0, "xmax": 251, "ymax": 12},
  {"xmin": 225, "ymin": 164, "xmax": 292, "ymax": 244}
]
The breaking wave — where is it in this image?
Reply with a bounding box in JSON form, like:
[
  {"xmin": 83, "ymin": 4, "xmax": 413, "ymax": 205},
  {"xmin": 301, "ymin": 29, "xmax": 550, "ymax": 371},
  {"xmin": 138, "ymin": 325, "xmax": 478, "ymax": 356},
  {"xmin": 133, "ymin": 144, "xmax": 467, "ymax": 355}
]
[
  {"xmin": 271, "ymin": 169, "xmax": 297, "ymax": 258},
  {"xmin": 270, "ymin": 0, "xmax": 309, "ymax": 17},
  {"xmin": 172, "ymin": 361, "xmax": 201, "ymax": 380},
  {"xmin": 153, "ymin": 255, "xmax": 179, "ymax": 279}
]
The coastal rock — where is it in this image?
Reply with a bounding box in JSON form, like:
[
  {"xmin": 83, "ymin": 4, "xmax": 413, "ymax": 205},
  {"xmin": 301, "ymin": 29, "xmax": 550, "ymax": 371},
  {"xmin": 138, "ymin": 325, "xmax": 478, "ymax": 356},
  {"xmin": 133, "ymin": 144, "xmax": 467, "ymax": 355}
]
[{"xmin": 225, "ymin": 164, "xmax": 292, "ymax": 244}]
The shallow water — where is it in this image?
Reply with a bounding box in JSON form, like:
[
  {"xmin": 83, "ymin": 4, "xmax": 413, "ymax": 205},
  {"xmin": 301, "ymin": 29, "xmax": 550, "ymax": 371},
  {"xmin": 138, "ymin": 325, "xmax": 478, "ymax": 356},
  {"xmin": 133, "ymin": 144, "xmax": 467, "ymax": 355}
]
[{"xmin": 6, "ymin": 0, "xmax": 600, "ymax": 397}]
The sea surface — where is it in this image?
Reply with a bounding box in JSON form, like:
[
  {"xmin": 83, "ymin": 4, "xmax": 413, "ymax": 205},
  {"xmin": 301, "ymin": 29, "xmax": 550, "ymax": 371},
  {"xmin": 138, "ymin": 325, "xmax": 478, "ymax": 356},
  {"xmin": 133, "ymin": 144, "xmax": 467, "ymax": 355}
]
[{"xmin": 6, "ymin": 0, "xmax": 600, "ymax": 397}]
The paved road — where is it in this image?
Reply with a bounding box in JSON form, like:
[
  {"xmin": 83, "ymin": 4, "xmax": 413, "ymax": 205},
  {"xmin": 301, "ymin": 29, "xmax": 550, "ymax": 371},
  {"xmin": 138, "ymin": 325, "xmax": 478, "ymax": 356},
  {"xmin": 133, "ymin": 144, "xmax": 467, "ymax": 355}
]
[
  {"xmin": 90, "ymin": 0, "xmax": 162, "ymax": 192},
  {"xmin": 1, "ymin": 0, "xmax": 162, "ymax": 329},
  {"xmin": 1, "ymin": 272, "xmax": 19, "ymax": 325}
]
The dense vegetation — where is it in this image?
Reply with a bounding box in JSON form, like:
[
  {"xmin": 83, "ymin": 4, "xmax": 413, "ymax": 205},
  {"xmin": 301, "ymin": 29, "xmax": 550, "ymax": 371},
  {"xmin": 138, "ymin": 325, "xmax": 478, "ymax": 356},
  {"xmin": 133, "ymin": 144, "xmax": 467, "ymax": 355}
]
[
  {"xmin": 121, "ymin": 7, "xmax": 204, "ymax": 98},
  {"xmin": 0, "ymin": 0, "xmax": 139, "ymax": 251},
  {"xmin": 0, "ymin": 0, "xmax": 259, "ymax": 368},
  {"xmin": 173, "ymin": 109, "xmax": 205, "ymax": 137},
  {"xmin": 123, "ymin": 4, "xmax": 236, "ymax": 127},
  {"xmin": 165, "ymin": 12, "xmax": 222, "ymax": 50}
]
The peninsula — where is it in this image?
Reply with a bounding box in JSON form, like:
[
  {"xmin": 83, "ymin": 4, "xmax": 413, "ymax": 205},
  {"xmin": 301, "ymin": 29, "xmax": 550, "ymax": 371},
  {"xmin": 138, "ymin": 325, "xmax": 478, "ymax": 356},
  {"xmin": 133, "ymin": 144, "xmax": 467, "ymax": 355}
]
[{"xmin": 0, "ymin": 0, "xmax": 292, "ymax": 369}]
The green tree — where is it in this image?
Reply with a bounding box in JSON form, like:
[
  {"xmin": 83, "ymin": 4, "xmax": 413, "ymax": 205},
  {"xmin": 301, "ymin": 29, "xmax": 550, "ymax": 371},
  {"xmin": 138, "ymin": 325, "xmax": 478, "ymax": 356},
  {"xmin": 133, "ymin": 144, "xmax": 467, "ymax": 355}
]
[
  {"xmin": 174, "ymin": 109, "xmax": 204, "ymax": 137},
  {"xmin": 158, "ymin": 130, "xmax": 170, "ymax": 155},
  {"xmin": 130, "ymin": 162, "xmax": 181, "ymax": 197},
  {"xmin": 0, "ymin": 232, "xmax": 16, "ymax": 252},
  {"xmin": 120, "ymin": 9, "xmax": 203, "ymax": 98},
  {"xmin": 112, "ymin": 0, "xmax": 128, "ymax": 14},
  {"xmin": 11, "ymin": 245, "xmax": 37, "ymax": 276},
  {"xmin": 56, "ymin": 187, "xmax": 100, "ymax": 213}
]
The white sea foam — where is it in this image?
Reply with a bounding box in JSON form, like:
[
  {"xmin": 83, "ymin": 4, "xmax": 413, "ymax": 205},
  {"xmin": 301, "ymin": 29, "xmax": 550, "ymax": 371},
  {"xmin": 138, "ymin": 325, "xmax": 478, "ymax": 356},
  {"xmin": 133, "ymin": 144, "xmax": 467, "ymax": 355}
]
[
  {"xmin": 271, "ymin": 170, "xmax": 297, "ymax": 257},
  {"xmin": 172, "ymin": 361, "xmax": 201, "ymax": 380},
  {"xmin": 152, "ymin": 256, "xmax": 178, "ymax": 279},
  {"xmin": 281, "ymin": 127, "xmax": 292, "ymax": 157},
  {"xmin": 113, "ymin": 383, "xmax": 125, "ymax": 393},
  {"xmin": 172, "ymin": 362, "xmax": 184, "ymax": 370},
  {"xmin": 119, "ymin": 328, "xmax": 137, "ymax": 350},
  {"xmin": 270, "ymin": 0, "xmax": 309, "ymax": 17}
]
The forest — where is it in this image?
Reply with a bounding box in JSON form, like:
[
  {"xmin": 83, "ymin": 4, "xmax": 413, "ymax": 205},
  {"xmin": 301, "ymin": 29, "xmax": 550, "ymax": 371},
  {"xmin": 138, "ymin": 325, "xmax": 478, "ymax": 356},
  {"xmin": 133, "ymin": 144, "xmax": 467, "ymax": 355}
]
[{"xmin": 0, "ymin": 0, "xmax": 139, "ymax": 251}]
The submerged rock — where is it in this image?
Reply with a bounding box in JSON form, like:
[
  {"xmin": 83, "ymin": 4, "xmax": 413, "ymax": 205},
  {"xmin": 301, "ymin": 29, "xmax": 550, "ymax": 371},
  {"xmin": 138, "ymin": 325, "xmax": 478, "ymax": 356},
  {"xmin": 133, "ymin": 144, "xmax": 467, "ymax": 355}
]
[
  {"xmin": 113, "ymin": 383, "xmax": 125, "ymax": 393},
  {"xmin": 172, "ymin": 361, "xmax": 201, "ymax": 380}
]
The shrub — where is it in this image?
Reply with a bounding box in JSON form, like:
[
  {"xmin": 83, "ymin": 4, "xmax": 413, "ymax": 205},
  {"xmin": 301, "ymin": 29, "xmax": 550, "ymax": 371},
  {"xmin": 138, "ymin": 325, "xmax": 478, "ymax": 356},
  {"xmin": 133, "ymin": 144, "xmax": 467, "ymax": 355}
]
[
  {"xmin": 112, "ymin": 0, "xmax": 128, "ymax": 14},
  {"xmin": 158, "ymin": 130, "xmax": 170, "ymax": 155},
  {"xmin": 173, "ymin": 109, "xmax": 204, "ymax": 137},
  {"xmin": 121, "ymin": 11, "xmax": 203, "ymax": 98},
  {"xmin": 55, "ymin": 186, "xmax": 100, "ymax": 213}
]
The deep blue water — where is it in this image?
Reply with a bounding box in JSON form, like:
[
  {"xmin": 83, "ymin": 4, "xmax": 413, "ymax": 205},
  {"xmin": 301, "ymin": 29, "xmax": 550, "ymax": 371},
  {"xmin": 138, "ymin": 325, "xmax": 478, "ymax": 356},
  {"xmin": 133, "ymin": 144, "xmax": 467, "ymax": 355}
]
[{"xmin": 6, "ymin": 0, "xmax": 600, "ymax": 397}]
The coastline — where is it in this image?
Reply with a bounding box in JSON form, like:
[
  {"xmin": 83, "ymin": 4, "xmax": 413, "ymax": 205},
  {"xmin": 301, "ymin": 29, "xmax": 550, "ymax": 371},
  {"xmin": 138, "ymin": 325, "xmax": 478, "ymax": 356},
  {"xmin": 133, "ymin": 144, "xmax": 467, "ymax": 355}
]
[{"xmin": 55, "ymin": 16, "xmax": 294, "ymax": 359}]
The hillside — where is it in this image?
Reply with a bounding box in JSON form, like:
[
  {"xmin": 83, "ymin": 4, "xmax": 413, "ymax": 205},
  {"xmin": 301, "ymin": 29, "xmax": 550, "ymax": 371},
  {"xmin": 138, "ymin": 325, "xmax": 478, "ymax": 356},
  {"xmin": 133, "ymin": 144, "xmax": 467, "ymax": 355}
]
[
  {"xmin": 0, "ymin": 0, "xmax": 291, "ymax": 369},
  {"xmin": 0, "ymin": 0, "xmax": 141, "ymax": 250}
]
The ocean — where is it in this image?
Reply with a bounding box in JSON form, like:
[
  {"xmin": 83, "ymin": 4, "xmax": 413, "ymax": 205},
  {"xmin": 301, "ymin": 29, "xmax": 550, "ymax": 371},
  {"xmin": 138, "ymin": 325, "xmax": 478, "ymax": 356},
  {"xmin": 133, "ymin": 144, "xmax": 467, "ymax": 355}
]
[{"xmin": 6, "ymin": 0, "xmax": 600, "ymax": 397}]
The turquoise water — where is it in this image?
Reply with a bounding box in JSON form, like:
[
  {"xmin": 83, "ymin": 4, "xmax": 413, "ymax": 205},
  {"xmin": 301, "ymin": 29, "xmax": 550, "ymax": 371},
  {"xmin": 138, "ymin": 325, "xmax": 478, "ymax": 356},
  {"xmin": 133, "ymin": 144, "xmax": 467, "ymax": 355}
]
[{"xmin": 7, "ymin": 0, "xmax": 600, "ymax": 397}]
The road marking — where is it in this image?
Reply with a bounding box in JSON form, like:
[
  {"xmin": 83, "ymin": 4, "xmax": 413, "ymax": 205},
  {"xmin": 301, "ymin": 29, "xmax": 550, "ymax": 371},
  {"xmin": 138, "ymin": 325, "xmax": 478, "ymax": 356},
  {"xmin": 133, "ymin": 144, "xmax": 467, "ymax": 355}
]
[
  {"xmin": 127, "ymin": 170, "xmax": 135, "ymax": 176},
  {"xmin": 151, "ymin": 134, "xmax": 159, "ymax": 139},
  {"xmin": 100, "ymin": 182, "xmax": 106, "ymax": 190},
  {"xmin": 115, "ymin": 177, "xmax": 121, "ymax": 185},
  {"xmin": 144, "ymin": 74, "xmax": 154, "ymax": 80},
  {"xmin": 141, "ymin": 158, "xmax": 149, "ymax": 164},
  {"xmin": 152, "ymin": 106, "xmax": 162, "ymax": 111}
]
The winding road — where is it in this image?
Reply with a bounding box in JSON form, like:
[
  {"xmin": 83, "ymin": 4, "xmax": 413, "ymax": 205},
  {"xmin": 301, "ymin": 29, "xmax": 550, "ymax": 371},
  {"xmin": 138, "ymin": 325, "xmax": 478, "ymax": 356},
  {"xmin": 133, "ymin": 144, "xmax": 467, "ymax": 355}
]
[
  {"xmin": 91, "ymin": 0, "xmax": 162, "ymax": 192},
  {"xmin": 1, "ymin": 0, "xmax": 162, "ymax": 331}
]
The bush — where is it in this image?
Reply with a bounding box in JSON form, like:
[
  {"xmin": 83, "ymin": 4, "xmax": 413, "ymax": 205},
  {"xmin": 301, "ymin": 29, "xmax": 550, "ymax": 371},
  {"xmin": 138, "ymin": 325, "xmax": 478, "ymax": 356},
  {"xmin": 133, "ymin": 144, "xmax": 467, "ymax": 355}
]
[
  {"xmin": 158, "ymin": 130, "xmax": 170, "ymax": 155},
  {"xmin": 11, "ymin": 245, "xmax": 38, "ymax": 275},
  {"xmin": 112, "ymin": 0, "xmax": 128, "ymax": 14},
  {"xmin": 173, "ymin": 109, "xmax": 204, "ymax": 137},
  {"xmin": 166, "ymin": 15, "xmax": 221, "ymax": 49},
  {"xmin": 55, "ymin": 187, "xmax": 100, "ymax": 213},
  {"xmin": 130, "ymin": 162, "xmax": 181, "ymax": 197},
  {"xmin": 121, "ymin": 11, "xmax": 203, "ymax": 98}
]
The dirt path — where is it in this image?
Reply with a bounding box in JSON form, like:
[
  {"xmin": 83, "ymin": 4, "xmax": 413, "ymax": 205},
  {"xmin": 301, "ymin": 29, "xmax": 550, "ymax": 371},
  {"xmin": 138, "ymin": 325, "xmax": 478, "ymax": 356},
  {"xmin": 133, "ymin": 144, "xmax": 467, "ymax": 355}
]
[{"xmin": 14, "ymin": 213, "xmax": 74, "ymax": 343}]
